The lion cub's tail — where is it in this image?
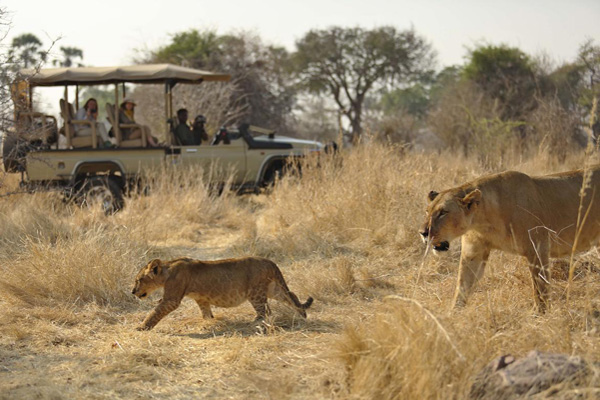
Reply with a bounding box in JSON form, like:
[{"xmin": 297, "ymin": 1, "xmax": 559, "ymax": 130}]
[
  {"xmin": 270, "ymin": 261, "xmax": 313, "ymax": 318},
  {"xmin": 301, "ymin": 296, "xmax": 314, "ymax": 309},
  {"xmin": 286, "ymin": 292, "xmax": 313, "ymax": 319}
]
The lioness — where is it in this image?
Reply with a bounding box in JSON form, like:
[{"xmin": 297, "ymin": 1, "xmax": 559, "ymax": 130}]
[
  {"xmin": 132, "ymin": 257, "xmax": 313, "ymax": 330},
  {"xmin": 420, "ymin": 166, "xmax": 600, "ymax": 311}
]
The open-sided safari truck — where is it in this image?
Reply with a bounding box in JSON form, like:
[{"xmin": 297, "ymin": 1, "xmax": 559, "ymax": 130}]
[{"xmin": 2, "ymin": 64, "xmax": 324, "ymax": 212}]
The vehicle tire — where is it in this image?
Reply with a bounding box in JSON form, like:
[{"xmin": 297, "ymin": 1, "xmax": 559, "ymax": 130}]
[
  {"xmin": 324, "ymin": 141, "xmax": 339, "ymax": 154},
  {"xmin": 1, "ymin": 131, "xmax": 25, "ymax": 173},
  {"xmin": 261, "ymin": 161, "xmax": 285, "ymax": 188},
  {"xmin": 79, "ymin": 176, "xmax": 125, "ymax": 215}
]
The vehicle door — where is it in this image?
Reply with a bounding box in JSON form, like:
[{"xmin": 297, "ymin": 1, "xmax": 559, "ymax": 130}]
[{"xmin": 178, "ymin": 137, "xmax": 248, "ymax": 184}]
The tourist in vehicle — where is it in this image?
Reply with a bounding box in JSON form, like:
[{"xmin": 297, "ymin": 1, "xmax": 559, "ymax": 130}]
[
  {"xmin": 75, "ymin": 98, "xmax": 115, "ymax": 148},
  {"xmin": 173, "ymin": 108, "xmax": 208, "ymax": 145},
  {"xmin": 119, "ymin": 98, "xmax": 159, "ymax": 147}
]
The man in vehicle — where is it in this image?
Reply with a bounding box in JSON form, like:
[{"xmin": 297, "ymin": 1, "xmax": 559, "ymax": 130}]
[{"xmin": 173, "ymin": 108, "xmax": 208, "ymax": 145}]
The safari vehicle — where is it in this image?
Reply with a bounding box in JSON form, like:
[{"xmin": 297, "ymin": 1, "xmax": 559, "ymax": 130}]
[{"xmin": 1, "ymin": 64, "xmax": 324, "ymax": 212}]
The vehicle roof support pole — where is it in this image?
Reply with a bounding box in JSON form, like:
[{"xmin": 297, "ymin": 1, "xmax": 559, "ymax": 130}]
[
  {"xmin": 165, "ymin": 82, "xmax": 171, "ymax": 145},
  {"xmin": 27, "ymin": 84, "xmax": 33, "ymax": 110},
  {"xmin": 114, "ymin": 84, "xmax": 120, "ymax": 144},
  {"xmin": 75, "ymin": 86, "xmax": 79, "ymax": 110},
  {"xmin": 64, "ymin": 86, "xmax": 71, "ymax": 148}
]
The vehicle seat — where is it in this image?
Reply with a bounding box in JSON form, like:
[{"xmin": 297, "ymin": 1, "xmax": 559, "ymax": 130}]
[
  {"xmin": 59, "ymin": 99, "xmax": 98, "ymax": 148},
  {"xmin": 105, "ymin": 103, "xmax": 146, "ymax": 148},
  {"xmin": 169, "ymin": 117, "xmax": 183, "ymax": 146},
  {"xmin": 16, "ymin": 111, "xmax": 58, "ymax": 146}
]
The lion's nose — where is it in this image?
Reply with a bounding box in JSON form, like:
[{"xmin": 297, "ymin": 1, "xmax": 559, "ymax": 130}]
[
  {"xmin": 131, "ymin": 289, "xmax": 136, "ymax": 295},
  {"xmin": 420, "ymin": 227, "xmax": 429, "ymax": 238}
]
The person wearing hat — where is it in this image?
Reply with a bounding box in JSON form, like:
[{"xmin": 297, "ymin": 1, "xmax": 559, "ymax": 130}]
[{"xmin": 119, "ymin": 98, "xmax": 159, "ymax": 147}]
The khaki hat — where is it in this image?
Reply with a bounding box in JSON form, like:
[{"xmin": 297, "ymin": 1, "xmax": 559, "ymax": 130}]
[{"xmin": 121, "ymin": 97, "xmax": 137, "ymax": 107}]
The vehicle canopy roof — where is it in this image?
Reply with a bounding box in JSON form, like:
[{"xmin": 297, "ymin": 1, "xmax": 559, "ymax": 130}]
[{"xmin": 18, "ymin": 63, "xmax": 231, "ymax": 87}]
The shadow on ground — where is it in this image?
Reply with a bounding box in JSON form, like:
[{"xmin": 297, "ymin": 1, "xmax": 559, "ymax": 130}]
[{"xmin": 175, "ymin": 316, "xmax": 340, "ymax": 340}]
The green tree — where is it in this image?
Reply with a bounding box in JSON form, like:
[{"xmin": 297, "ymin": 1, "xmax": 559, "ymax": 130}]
[
  {"xmin": 54, "ymin": 46, "xmax": 84, "ymax": 67},
  {"xmin": 153, "ymin": 30, "xmax": 221, "ymax": 67},
  {"xmin": 380, "ymin": 84, "xmax": 430, "ymax": 118},
  {"xmin": 463, "ymin": 44, "xmax": 537, "ymax": 120},
  {"xmin": 9, "ymin": 33, "xmax": 45, "ymax": 68},
  {"xmin": 292, "ymin": 26, "xmax": 435, "ymax": 143}
]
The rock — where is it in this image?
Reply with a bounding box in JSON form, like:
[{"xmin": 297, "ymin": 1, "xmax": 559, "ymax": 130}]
[{"xmin": 469, "ymin": 350, "xmax": 595, "ymax": 399}]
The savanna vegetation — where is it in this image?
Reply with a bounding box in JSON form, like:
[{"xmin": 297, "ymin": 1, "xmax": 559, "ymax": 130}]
[{"xmin": 2, "ymin": 7, "xmax": 600, "ymax": 398}]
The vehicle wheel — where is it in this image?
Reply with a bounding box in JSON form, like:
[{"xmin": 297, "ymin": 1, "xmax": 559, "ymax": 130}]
[
  {"xmin": 79, "ymin": 176, "xmax": 125, "ymax": 214},
  {"xmin": 261, "ymin": 162, "xmax": 285, "ymax": 189},
  {"xmin": 1, "ymin": 132, "xmax": 26, "ymax": 173}
]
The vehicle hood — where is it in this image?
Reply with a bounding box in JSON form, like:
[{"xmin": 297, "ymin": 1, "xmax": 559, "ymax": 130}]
[{"xmin": 254, "ymin": 135, "xmax": 323, "ymax": 149}]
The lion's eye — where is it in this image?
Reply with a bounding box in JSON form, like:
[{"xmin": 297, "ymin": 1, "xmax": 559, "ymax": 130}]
[{"xmin": 438, "ymin": 210, "xmax": 448, "ymax": 219}]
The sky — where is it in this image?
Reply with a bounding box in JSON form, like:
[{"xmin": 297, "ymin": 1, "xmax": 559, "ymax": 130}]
[
  {"xmin": 3, "ymin": 0, "xmax": 599, "ymax": 69},
  {"xmin": 2, "ymin": 0, "xmax": 599, "ymax": 116}
]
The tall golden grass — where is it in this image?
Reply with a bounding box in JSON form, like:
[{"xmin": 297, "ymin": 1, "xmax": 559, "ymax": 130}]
[{"xmin": 0, "ymin": 144, "xmax": 599, "ymax": 398}]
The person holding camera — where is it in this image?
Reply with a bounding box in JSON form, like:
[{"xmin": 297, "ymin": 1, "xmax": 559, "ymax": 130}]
[
  {"xmin": 173, "ymin": 108, "xmax": 208, "ymax": 146},
  {"xmin": 74, "ymin": 98, "xmax": 115, "ymax": 148}
]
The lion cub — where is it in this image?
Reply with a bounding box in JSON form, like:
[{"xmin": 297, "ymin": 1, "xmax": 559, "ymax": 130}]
[{"xmin": 132, "ymin": 257, "xmax": 313, "ymax": 331}]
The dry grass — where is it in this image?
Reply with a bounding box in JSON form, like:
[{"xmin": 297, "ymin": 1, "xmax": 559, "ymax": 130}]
[{"xmin": 1, "ymin": 144, "xmax": 600, "ymax": 399}]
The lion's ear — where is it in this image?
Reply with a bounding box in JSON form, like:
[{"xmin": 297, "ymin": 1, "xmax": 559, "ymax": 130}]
[
  {"xmin": 428, "ymin": 191, "xmax": 439, "ymax": 202},
  {"xmin": 461, "ymin": 189, "xmax": 482, "ymax": 211},
  {"xmin": 148, "ymin": 259, "xmax": 162, "ymax": 275}
]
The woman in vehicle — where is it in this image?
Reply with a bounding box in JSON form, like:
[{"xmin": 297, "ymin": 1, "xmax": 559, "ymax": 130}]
[
  {"xmin": 75, "ymin": 98, "xmax": 115, "ymax": 147},
  {"xmin": 119, "ymin": 98, "xmax": 159, "ymax": 147}
]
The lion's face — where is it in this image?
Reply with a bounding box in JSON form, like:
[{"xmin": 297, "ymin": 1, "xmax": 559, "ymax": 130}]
[
  {"xmin": 420, "ymin": 189, "xmax": 482, "ymax": 252},
  {"xmin": 132, "ymin": 259, "xmax": 167, "ymax": 299}
]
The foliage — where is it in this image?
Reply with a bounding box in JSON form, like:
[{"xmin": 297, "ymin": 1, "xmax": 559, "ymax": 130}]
[
  {"xmin": 380, "ymin": 84, "xmax": 430, "ymax": 118},
  {"xmin": 152, "ymin": 29, "xmax": 296, "ymax": 134},
  {"xmin": 153, "ymin": 29, "xmax": 221, "ymax": 67},
  {"xmin": 292, "ymin": 26, "xmax": 435, "ymax": 143},
  {"xmin": 8, "ymin": 33, "xmax": 46, "ymax": 69},
  {"xmin": 8, "ymin": 33, "xmax": 84, "ymax": 71},
  {"xmin": 53, "ymin": 46, "xmax": 84, "ymax": 67},
  {"xmin": 463, "ymin": 44, "xmax": 537, "ymax": 120}
]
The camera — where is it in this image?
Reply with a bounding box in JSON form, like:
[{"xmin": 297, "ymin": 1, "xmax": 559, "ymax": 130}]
[{"xmin": 90, "ymin": 108, "xmax": 97, "ymax": 113}]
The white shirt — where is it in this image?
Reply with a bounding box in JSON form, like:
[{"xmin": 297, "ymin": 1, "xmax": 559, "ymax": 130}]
[{"xmin": 74, "ymin": 107, "xmax": 95, "ymax": 133}]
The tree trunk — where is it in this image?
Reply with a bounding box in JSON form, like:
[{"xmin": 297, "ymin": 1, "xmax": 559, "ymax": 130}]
[{"xmin": 350, "ymin": 102, "xmax": 363, "ymax": 145}]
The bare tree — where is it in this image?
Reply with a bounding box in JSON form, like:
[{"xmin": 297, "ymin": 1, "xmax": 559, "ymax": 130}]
[
  {"xmin": 0, "ymin": 7, "xmax": 13, "ymax": 131},
  {"xmin": 133, "ymin": 82, "xmax": 246, "ymax": 143}
]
